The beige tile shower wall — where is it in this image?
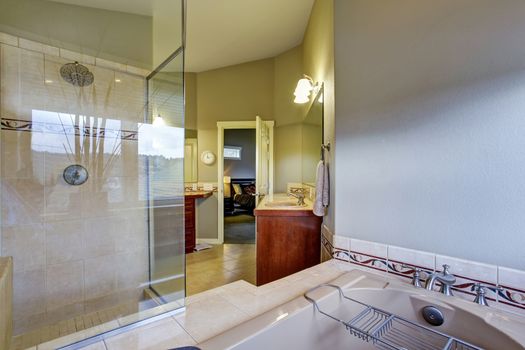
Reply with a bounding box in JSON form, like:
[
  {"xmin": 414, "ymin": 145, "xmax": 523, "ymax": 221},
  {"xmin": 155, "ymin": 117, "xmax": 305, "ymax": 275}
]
[
  {"xmin": 0, "ymin": 39, "xmax": 150, "ymax": 335},
  {"xmin": 0, "ymin": 257, "xmax": 13, "ymax": 350}
]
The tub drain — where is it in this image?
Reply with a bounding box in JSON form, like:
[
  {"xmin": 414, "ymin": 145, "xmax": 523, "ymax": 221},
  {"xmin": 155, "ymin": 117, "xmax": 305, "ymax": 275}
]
[{"xmin": 421, "ymin": 305, "xmax": 444, "ymax": 326}]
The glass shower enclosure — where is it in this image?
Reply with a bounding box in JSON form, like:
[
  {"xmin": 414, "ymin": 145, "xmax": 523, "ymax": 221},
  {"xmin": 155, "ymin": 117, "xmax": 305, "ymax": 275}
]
[{"xmin": 0, "ymin": 0, "xmax": 186, "ymax": 348}]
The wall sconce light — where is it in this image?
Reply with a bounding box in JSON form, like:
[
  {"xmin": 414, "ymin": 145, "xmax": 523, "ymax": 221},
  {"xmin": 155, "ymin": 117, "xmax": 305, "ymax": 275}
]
[
  {"xmin": 293, "ymin": 75, "xmax": 321, "ymax": 104},
  {"xmin": 152, "ymin": 114, "xmax": 166, "ymax": 127}
]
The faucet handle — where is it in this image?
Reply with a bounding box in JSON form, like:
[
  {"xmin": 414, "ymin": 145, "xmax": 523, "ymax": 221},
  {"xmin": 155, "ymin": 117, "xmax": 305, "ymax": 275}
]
[
  {"xmin": 470, "ymin": 283, "xmax": 486, "ymax": 293},
  {"xmin": 442, "ymin": 264, "xmax": 451, "ymax": 275},
  {"xmin": 401, "ymin": 264, "xmax": 424, "ymax": 288},
  {"xmin": 470, "ymin": 283, "xmax": 502, "ymax": 307}
]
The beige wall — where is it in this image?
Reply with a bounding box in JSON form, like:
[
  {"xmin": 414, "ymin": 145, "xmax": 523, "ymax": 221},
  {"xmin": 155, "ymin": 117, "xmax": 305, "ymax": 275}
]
[
  {"xmin": 303, "ymin": 0, "xmax": 335, "ymax": 230},
  {"xmin": 0, "ymin": 0, "xmax": 153, "ymax": 69},
  {"xmin": 196, "ymin": 58, "xmax": 275, "ymax": 129}
]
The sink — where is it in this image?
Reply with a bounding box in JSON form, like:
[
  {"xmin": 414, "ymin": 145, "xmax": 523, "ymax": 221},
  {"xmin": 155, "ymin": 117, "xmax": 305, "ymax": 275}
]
[{"xmin": 265, "ymin": 200, "xmax": 306, "ymax": 208}]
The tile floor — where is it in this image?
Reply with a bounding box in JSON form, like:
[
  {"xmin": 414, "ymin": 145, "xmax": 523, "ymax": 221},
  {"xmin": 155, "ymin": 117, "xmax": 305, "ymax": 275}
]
[
  {"xmin": 186, "ymin": 244, "xmax": 256, "ymax": 295},
  {"xmin": 10, "ymin": 301, "xmax": 141, "ymax": 350}
]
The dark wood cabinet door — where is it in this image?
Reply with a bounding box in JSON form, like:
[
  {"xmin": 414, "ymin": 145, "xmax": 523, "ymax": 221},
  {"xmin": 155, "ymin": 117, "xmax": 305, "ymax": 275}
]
[
  {"xmin": 256, "ymin": 213, "xmax": 321, "ymax": 285},
  {"xmin": 184, "ymin": 198, "xmax": 196, "ymax": 254}
]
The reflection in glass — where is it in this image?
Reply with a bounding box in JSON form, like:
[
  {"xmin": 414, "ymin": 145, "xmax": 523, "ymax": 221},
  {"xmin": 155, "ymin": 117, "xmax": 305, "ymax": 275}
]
[
  {"xmin": 302, "ymin": 87, "xmax": 324, "ymax": 185},
  {"xmin": 146, "ymin": 52, "xmax": 186, "ymax": 305}
]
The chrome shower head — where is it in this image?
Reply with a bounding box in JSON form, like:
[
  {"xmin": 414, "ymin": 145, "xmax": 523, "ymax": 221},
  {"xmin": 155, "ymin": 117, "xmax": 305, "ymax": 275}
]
[{"xmin": 60, "ymin": 61, "xmax": 94, "ymax": 87}]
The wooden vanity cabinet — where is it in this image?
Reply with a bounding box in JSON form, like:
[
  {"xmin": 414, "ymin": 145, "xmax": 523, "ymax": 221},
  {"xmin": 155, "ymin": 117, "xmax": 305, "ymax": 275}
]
[
  {"xmin": 184, "ymin": 191, "xmax": 212, "ymax": 254},
  {"xmin": 255, "ymin": 209, "xmax": 322, "ymax": 285}
]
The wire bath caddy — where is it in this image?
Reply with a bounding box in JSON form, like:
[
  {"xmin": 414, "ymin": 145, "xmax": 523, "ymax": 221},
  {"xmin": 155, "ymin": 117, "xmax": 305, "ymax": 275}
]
[{"xmin": 304, "ymin": 284, "xmax": 484, "ymax": 350}]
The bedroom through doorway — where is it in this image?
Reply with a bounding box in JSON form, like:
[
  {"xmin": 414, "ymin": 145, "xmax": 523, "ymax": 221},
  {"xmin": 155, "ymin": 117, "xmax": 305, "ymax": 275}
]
[
  {"xmin": 223, "ymin": 129, "xmax": 257, "ymax": 244},
  {"xmin": 220, "ymin": 129, "xmax": 257, "ymax": 284}
]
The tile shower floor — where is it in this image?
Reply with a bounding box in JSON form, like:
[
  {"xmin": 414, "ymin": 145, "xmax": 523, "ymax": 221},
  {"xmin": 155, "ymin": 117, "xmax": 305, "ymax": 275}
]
[
  {"xmin": 186, "ymin": 244, "xmax": 256, "ymax": 295},
  {"xmin": 10, "ymin": 301, "xmax": 141, "ymax": 350},
  {"xmin": 11, "ymin": 244, "xmax": 255, "ymax": 349}
]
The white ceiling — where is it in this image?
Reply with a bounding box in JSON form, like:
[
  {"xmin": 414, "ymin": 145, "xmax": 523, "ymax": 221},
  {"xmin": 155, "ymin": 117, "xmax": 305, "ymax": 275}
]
[
  {"xmin": 47, "ymin": 0, "xmax": 315, "ymax": 72},
  {"xmin": 185, "ymin": 0, "xmax": 315, "ymax": 72}
]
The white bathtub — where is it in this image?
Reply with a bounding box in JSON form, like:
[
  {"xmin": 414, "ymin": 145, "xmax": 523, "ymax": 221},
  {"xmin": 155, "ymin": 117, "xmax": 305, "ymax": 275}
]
[{"xmin": 200, "ymin": 270, "xmax": 525, "ymax": 350}]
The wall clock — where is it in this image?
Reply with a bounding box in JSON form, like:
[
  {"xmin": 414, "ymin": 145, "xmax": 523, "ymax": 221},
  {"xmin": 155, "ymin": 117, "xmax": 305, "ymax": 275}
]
[{"xmin": 200, "ymin": 150, "xmax": 216, "ymax": 165}]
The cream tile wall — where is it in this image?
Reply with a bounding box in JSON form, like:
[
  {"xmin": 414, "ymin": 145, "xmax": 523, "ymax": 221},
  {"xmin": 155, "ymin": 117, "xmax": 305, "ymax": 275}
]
[{"xmin": 0, "ymin": 33, "xmax": 152, "ymax": 335}]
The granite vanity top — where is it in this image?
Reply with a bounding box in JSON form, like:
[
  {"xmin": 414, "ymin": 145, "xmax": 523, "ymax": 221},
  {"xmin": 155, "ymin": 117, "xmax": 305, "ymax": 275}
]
[{"xmin": 255, "ymin": 193, "xmax": 316, "ymax": 215}]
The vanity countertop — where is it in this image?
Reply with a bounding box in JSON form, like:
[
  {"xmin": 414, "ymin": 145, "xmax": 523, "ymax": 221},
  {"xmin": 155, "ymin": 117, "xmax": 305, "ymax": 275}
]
[
  {"xmin": 254, "ymin": 193, "xmax": 316, "ymax": 216},
  {"xmin": 184, "ymin": 190, "xmax": 213, "ymax": 199}
]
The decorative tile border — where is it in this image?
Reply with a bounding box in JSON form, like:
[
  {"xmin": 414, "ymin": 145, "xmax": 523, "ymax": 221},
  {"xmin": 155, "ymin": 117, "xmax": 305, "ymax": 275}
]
[
  {"xmin": 349, "ymin": 251, "xmax": 388, "ymax": 272},
  {"xmin": 498, "ymin": 286, "xmax": 525, "ymax": 310},
  {"xmin": 323, "ymin": 229, "xmax": 525, "ymax": 316},
  {"xmin": 1, "ymin": 117, "xmax": 139, "ymax": 141},
  {"xmin": 386, "ymin": 259, "xmax": 433, "ymax": 280}
]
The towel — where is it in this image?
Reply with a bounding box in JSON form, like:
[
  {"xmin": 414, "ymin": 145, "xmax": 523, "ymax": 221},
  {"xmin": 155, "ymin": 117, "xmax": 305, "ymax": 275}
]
[{"xmin": 313, "ymin": 160, "xmax": 330, "ymax": 216}]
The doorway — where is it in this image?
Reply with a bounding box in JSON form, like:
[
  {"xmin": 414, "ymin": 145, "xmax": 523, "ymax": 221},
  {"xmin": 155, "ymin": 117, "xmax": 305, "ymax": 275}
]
[{"xmin": 223, "ymin": 129, "xmax": 257, "ymax": 244}]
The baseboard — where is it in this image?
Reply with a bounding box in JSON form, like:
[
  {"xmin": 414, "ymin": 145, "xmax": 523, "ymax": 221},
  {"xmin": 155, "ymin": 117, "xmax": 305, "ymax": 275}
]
[{"xmin": 196, "ymin": 238, "xmax": 221, "ymax": 245}]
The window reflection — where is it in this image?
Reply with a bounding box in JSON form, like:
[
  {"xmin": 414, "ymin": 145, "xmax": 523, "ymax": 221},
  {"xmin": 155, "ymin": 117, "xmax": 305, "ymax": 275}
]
[
  {"xmin": 30, "ymin": 109, "xmax": 123, "ymax": 156},
  {"xmin": 27, "ymin": 109, "xmax": 184, "ymax": 201}
]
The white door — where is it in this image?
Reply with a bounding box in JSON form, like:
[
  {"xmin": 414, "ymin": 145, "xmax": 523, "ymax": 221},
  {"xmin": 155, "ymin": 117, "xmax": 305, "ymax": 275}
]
[{"xmin": 255, "ymin": 116, "xmax": 274, "ymax": 206}]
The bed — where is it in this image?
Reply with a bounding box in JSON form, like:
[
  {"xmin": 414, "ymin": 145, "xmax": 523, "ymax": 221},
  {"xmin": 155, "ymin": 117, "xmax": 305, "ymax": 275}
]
[{"xmin": 225, "ymin": 178, "xmax": 256, "ymax": 215}]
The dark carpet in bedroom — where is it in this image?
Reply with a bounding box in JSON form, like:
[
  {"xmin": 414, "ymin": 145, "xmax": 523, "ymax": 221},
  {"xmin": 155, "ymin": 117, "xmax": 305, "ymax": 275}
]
[{"xmin": 224, "ymin": 214, "xmax": 256, "ymax": 244}]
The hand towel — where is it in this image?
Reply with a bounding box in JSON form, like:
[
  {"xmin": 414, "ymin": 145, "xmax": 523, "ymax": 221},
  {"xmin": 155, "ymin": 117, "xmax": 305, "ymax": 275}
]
[
  {"xmin": 313, "ymin": 160, "xmax": 329, "ymax": 216},
  {"xmin": 322, "ymin": 161, "xmax": 330, "ymax": 207}
]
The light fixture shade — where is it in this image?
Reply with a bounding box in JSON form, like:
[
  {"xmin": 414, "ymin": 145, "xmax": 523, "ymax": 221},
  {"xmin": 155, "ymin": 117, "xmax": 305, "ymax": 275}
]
[
  {"xmin": 152, "ymin": 114, "xmax": 166, "ymax": 127},
  {"xmin": 296, "ymin": 78, "xmax": 313, "ymax": 92},
  {"xmin": 294, "ymin": 94, "xmax": 310, "ymax": 104}
]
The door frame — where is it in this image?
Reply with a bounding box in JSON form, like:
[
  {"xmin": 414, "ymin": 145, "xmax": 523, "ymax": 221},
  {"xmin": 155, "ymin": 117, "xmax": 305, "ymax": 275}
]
[{"xmin": 216, "ymin": 120, "xmax": 274, "ymax": 244}]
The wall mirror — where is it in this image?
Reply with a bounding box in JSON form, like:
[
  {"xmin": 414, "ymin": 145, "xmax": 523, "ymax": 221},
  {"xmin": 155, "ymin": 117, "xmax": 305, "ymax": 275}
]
[
  {"xmin": 185, "ymin": 129, "xmax": 198, "ymax": 183},
  {"xmin": 301, "ymin": 86, "xmax": 324, "ymax": 186}
]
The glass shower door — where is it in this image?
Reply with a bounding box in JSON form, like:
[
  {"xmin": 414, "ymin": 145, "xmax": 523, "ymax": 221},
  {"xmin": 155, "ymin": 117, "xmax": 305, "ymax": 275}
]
[{"xmin": 145, "ymin": 50, "xmax": 186, "ymax": 304}]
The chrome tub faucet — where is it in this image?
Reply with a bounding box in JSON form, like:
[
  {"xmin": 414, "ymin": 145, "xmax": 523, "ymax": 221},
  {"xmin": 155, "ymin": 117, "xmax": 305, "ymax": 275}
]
[
  {"xmin": 288, "ymin": 190, "xmax": 305, "ymax": 206},
  {"xmin": 424, "ymin": 264, "xmax": 456, "ymax": 296}
]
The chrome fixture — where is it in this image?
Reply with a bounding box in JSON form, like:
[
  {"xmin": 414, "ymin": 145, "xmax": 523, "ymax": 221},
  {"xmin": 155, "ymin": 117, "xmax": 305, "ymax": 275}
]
[
  {"xmin": 471, "ymin": 283, "xmax": 502, "ymax": 306},
  {"xmin": 60, "ymin": 61, "xmax": 94, "ymax": 87},
  {"xmin": 63, "ymin": 164, "xmax": 89, "ymax": 186},
  {"xmin": 421, "ymin": 305, "xmax": 445, "ymax": 326},
  {"xmin": 424, "ymin": 264, "xmax": 456, "ymax": 296},
  {"xmin": 288, "ymin": 190, "xmax": 305, "ymax": 206},
  {"xmin": 402, "ymin": 265, "xmax": 424, "ymax": 288}
]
